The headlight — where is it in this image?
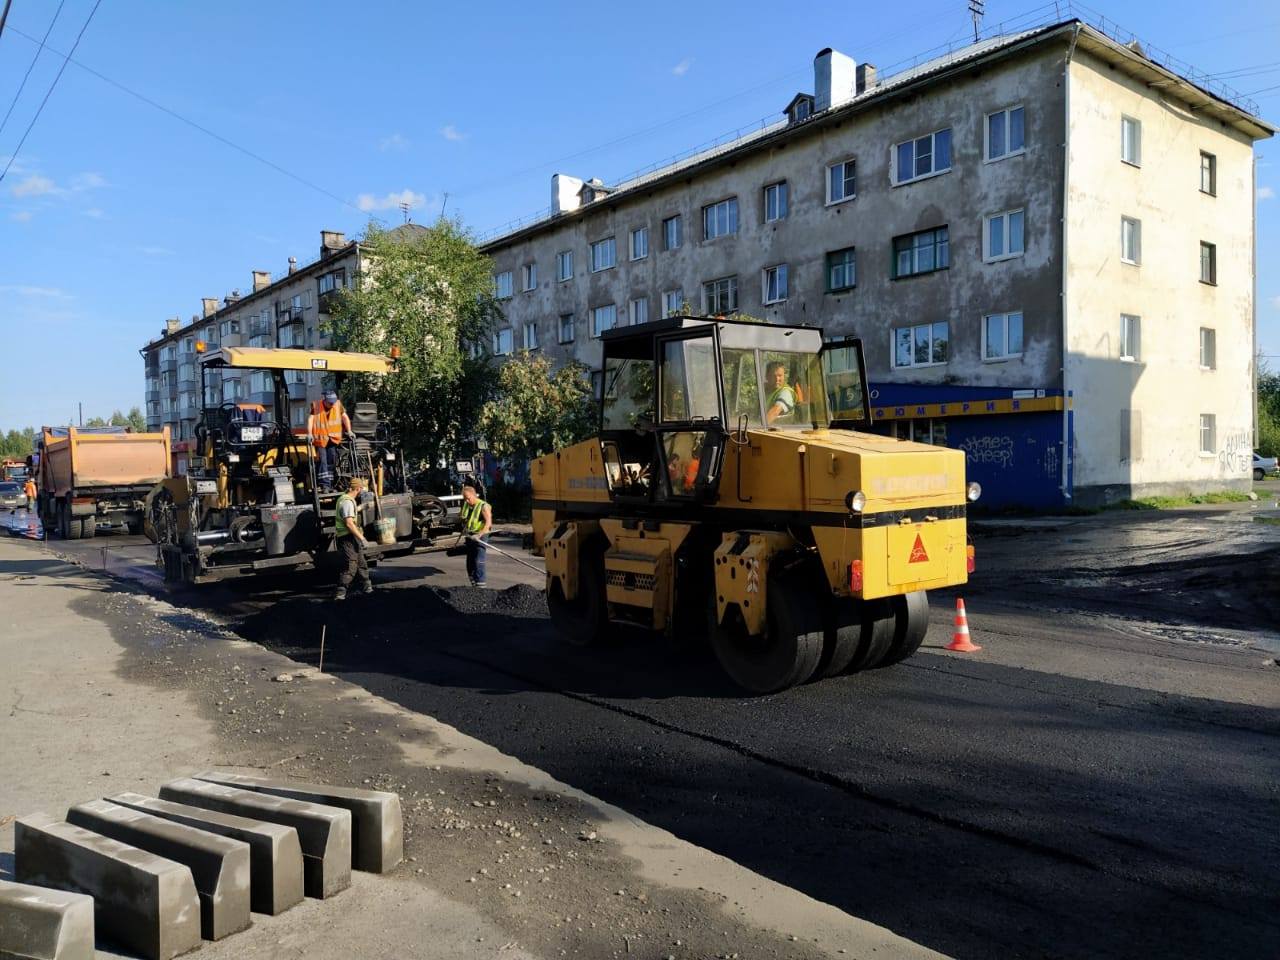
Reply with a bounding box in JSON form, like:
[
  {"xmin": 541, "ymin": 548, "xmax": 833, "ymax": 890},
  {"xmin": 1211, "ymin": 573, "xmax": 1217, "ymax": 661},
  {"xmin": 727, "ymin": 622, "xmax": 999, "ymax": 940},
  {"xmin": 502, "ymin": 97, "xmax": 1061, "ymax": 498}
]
[
  {"xmin": 967, "ymin": 481, "xmax": 982, "ymax": 502},
  {"xmin": 846, "ymin": 490, "xmax": 867, "ymax": 513}
]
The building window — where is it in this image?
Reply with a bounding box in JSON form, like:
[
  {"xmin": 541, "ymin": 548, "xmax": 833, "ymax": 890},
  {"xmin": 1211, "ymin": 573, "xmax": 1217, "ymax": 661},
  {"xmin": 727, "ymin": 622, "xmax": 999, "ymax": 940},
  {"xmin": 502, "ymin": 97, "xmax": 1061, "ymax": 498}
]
[
  {"xmin": 1200, "ymin": 327, "xmax": 1216, "ymax": 369},
  {"xmin": 1121, "ymin": 217, "xmax": 1141, "ymax": 265},
  {"xmin": 494, "ymin": 271, "xmax": 513, "ymax": 299},
  {"xmin": 986, "ymin": 106, "xmax": 1025, "ymax": 161},
  {"xmin": 662, "ymin": 290, "xmax": 683, "ymax": 318},
  {"xmin": 556, "ymin": 250, "xmax": 573, "ymax": 281},
  {"xmin": 984, "ymin": 209, "xmax": 1025, "ymax": 262},
  {"xmin": 891, "ymin": 418, "xmax": 948, "ymax": 446},
  {"xmin": 763, "ymin": 264, "xmax": 788, "ymax": 304},
  {"xmin": 663, "ymin": 215, "xmax": 683, "ymax": 251},
  {"xmin": 523, "ymin": 322, "xmax": 538, "ymax": 350},
  {"xmin": 893, "ymin": 321, "xmax": 949, "ymax": 368},
  {"xmin": 630, "ymin": 227, "xmax": 648, "ymax": 261},
  {"xmin": 764, "ymin": 181, "xmax": 788, "ymax": 221},
  {"xmin": 826, "ymin": 247, "xmax": 856, "ymax": 292},
  {"xmin": 318, "ymin": 270, "xmax": 346, "ymax": 294},
  {"xmin": 983, "ymin": 312, "xmax": 1024, "ymax": 360},
  {"xmin": 702, "ymin": 276, "xmax": 738, "ymax": 314},
  {"xmin": 1199, "ymin": 241, "xmax": 1217, "ymax": 285},
  {"xmin": 559, "ymin": 313, "xmax": 575, "ymax": 344},
  {"xmin": 492, "ymin": 328, "xmax": 514, "ymax": 355},
  {"xmin": 1121, "ymin": 115, "xmax": 1141, "ymax": 166},
  {"xmin": 894, "ymin": 128, "xmax": 952, "ymax": 184},
  {"xmin": 591, "ymin": 370, "xmax": 604, "ymax": 401},
  {"xmin": 590, "ymin": 237, "xmax": 616, "ymax": 272},
  {"xmin": 219, "ymin": 319, "xmax": 239, "ymax": 337},
  {"xmin": 591, "ymin": 304, "xmax": 617, "ymax": 338},
  {"xmin": 629, "ymin": 296, "xmax": 649, "ymax": 326},
  {"xmin": 893, "ymin": 226, "xmax": 950, "ymax": 278},
  {"xmin": 1200, "ymin": 151, "xmax": 1217, "ymax": 196},
  {"xmin": 1199, "ymin": 413, "xmax": 1216, "ymax": 454},
  {"xmin": 521, "ymin": 263, "xmax": 537, "ymax": 292},
  {"xmin": 702, "ymin": 198, "xmax": 739, "ymax": 240},
  {"xmin": 827, "ymin": 159, "xmax": 855, "ymax": 204},
  {"xmin": 1120, "ymin": 314, "xmax": 1141, "ymax": 362}
]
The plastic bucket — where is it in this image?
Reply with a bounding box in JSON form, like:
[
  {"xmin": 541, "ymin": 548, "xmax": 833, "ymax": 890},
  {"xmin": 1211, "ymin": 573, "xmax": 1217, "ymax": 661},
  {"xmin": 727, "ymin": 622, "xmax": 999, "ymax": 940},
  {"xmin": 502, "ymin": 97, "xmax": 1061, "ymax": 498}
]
[{"xmin": 374, "ymin": 517, "xmax": 396, "ymax": 545}]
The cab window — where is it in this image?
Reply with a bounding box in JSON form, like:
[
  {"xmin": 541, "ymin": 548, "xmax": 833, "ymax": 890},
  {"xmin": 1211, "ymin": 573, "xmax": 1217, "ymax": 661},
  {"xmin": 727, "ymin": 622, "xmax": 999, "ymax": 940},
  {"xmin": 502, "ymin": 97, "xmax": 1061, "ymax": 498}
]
[
  {"xmin": 722, "ymin": 348, "xmax": 763, "ymax": 427},
  {"xmin": 823, "ymin": 343, "xmax": 867, "ymax": 423},
  {"xmin": 602, "ymin": 357, "xmax": 655, "ymax": 431},
  {"xmin": 661, "ymin": 430, "xmax": 711, "ymax": 497},
  {"xmin": 660, "ymin": 337, "xmax": 719, "ymax": 423}
]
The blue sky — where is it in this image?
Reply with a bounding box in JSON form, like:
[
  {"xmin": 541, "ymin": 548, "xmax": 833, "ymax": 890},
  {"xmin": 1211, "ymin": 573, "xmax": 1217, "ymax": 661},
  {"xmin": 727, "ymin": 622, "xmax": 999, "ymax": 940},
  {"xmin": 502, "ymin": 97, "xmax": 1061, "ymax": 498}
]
[{"xmin": 1, "ymin": 0, "xmax": 1277, "ymax": 431}]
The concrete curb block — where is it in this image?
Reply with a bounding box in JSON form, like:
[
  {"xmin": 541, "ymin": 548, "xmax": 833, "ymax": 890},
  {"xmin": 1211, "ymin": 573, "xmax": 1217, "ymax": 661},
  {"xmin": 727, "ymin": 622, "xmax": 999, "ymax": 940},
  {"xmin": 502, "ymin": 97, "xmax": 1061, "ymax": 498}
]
[
  {"xmin": 194, "ymin": 770, "xmax": 403, "ymax": 873},
  {"xmin": 109, "ymin": 791, "xmax": 304, "ymax": 916},
  {"xmin": 0, "ymin": 879, "xmax": 95, "ymax": 960},
  {"xmin": 66, "ymin": 799, "xmax": 251, "ymax": 941},
  {"xmin": 14, "ymin": 813, "xmax": 202, "ymax": 960}
]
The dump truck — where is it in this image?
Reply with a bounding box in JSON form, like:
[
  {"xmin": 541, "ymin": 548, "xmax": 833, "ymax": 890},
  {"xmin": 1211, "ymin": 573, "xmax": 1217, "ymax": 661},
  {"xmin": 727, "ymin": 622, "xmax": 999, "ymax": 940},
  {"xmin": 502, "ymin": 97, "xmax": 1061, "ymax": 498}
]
[
  {"xmin": 37, "ymin": 425, "xmax": 172, "ymax": 539},
  {"xmin": 151, "ymin": 345, "xmax": 419, "ymax": 583},
  {"xmin": 530, "ymin": 316, "xmax": 980, "ymax": 693}
]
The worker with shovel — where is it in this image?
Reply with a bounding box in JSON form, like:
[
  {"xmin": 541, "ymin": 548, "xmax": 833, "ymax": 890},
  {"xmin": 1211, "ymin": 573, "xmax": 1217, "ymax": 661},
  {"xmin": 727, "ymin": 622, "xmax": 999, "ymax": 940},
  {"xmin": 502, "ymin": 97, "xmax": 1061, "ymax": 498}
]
[{"xmin": 459, "ymin": 481, "xmax": 493, "ymax": 588}]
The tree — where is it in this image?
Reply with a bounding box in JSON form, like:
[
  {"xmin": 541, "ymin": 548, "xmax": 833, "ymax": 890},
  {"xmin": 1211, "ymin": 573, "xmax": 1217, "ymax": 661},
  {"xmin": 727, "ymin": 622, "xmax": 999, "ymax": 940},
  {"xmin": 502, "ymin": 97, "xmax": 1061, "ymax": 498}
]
[
  {"xmin": 1258, "ymin": 355, "xmax": 1280, "ymax": 458},
  {"xmin": 0, "ymin": 427, "xmax": 36, "ymax": 459},
  {"xmin": 325, "ymin": 219, "xmax": 502, "ymax": 468},
  {"xmin": 477, "ymin": 353, "xmax": 596, "ymax": 466},
  {"xmin": 125, "ymin": 407, "xmax": 147, "ymax": 433}
]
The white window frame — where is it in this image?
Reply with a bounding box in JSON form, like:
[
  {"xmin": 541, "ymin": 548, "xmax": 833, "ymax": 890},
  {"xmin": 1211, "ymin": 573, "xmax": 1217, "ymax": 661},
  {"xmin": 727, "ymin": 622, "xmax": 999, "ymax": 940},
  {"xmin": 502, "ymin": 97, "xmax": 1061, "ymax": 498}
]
[
  {"xmin": 702, "ymin": 276, "xmax": 738, "ymax": 315},
  {"xmin": 521, "ymin": 263, "xmax": 537, "ymax": 292},
  {"xmin": 522, "ymin": 321, "xmax": 538, "ymax": 350},
  {"xmin": 630, "ymin": 227, "xmax": 648, "ymax": 261},
  {"xmin": 591, "ymin": 304, "xmax": 617, "ymax": 338},
  {"xmin": 764, "ymin": 181, "xmax": 788, "ymax": 222},
  {"xmin": 984, "ymin": 105, "xmax": 1025, "ymax": 162},
  {"xmin": 1120, "ymin": 314, "xmax": 1141, "ymax": 362},
  {"xmin": 629, "ymin": 296, "xmax": 649, "ymax": 326},
  {"xmin": 662, "ymin": 215, "xmax": 683, "ymax": 251},
  {"xmin": 826, "ymin": 159, "xmax": 856, "ymax": 205},
  {"xmin": 1121, "ymin": 115, "xmax": 1141, "ymax": 167},
  {"xmin": 1121, "ymin": 217, "xmax": 1141, "ymax": 266},
  {"xmin": 590, "ymin": 237, "xmax": 616, "ymax": 273},
  {"xmin": 556, "ymin": 250, "xmax": 573, "ymax": 282},
  {"xmin": 494, "ymin": 271, "xmax": 513, "ymax": 299},
  {"xmin": 984, "ymin": 208, "xmax": 1025, "ymax": 263},
  {"xmin": 701, "ymin": 197, "xmax": 739, "ymax": 240},
  {"xmin": 892, "ymin": 128, "xmax": 952, "ymax": 185},
  {"xmin": 558, "ymin": 313, "xmax": 575, "ymax": 344},
  {"xmin": 662, "ymin": 290, "xmax": 683, "ymax": 318},
  {"xmin": 983, "ymin": 311, "xmax": 1024, "ymax": 361},
  {"xmin": 1199, "ymin": 327, "xmax": 1216, "ymax": 370},
  {"xmin": 762, "ymin": 264, "xmax": 788, "ymax": 304},
  {"xmin": 891, "ymin": 321, "xmax": 949, "ymax": 369},
  {"xmin": 1199, "ymin": 413, "xmax": 1215, "ymax": 455},
  {"xmin": 1200, "ymin": 151, "xmax": 1217, "ymax": 196},
  {"xmin": 492, "ymin": 328, "xmax": 514, "ymax": 356}
]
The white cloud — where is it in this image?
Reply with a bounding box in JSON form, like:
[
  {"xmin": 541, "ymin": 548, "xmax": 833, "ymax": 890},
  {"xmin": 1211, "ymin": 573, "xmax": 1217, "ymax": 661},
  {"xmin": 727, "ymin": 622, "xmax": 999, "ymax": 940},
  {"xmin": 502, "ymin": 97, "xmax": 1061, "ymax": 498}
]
[
  {"xmin": 440, "ymin": 124, "xmax": 467, "ymax": 142},
  {"xmin": 357, "ymin": 189, "xmax": 426, "ymax": 212},
  {"xmin": 83, "ymin": 207, "xmax": 104, "ymax": 218},
  {"xmin": 138, "ymin": 245, "xmax": 173, "ymax": 256},
  {"xmin": 0, "ymin": 284, "xmax": 70, "ymax": 298},
  {"xmin": 379, "ymin": 133, "xmax": 409, "ymax": 151},
  {"xmin": 71, "ymin": 172, "xmax": 107, "ymax": 191},
  {"xmin": 11, "ymin": 174, "xmax": 59, "ymax": 198},
  {"xmin": 9, "ymin": 210, "xmax": 32, "ymax": 222},
  {"xmin": 672, "ymin": 58, "xmax": 693, "ymax": 76},
  {"xmin": 1259, "ymin": 185, "xmax": 1276, "ymax": 201},
  {"xmin": 1270, "ymin": 294, "xmax": 1280, "ymax": 310}
]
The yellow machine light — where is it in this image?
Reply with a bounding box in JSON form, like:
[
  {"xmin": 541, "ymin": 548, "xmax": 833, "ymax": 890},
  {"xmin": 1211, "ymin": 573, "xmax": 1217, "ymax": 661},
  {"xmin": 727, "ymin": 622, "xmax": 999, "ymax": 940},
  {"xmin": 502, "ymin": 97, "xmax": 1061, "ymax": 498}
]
[
  {"xmin": 967, "ymin": 481, "xmax": 982, "ymax": 502},
  {"xmin": 195, "ymin": 340, "xmax": 206, "ymax": 353},
  {"xmin": 846, "ymin": 490, "xmax": 867, "ymax": 513}
]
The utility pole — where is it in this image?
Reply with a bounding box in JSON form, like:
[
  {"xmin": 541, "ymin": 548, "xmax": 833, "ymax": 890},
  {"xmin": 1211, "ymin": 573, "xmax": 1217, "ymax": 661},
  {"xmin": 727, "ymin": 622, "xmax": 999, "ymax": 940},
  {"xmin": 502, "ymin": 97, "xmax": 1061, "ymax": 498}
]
[
  {"xmin": 78, "ymin": 402, "xmax": 82, "ymax": 426},
  {"xmin": 0, "ymin": 0, "xmax": 13, "ymax": 41},
  {"xmin": 398, "ymin": 201, "xmax": 410, "ymax": 224},
  {"xmin": 440, "ymin": 192, "xmax": 450, "ymax": 219},
  {"xmin": 969, "ymin": 0, "xmax": 985, "ymax": 42}
]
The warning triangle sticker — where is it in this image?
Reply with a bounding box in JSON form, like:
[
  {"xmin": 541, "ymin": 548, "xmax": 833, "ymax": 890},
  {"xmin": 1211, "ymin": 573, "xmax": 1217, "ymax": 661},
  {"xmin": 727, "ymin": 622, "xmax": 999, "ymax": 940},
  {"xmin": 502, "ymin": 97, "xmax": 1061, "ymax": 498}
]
[{"xmin": 908, "ymin": 534, "xmax": 930, "ymax": 564}]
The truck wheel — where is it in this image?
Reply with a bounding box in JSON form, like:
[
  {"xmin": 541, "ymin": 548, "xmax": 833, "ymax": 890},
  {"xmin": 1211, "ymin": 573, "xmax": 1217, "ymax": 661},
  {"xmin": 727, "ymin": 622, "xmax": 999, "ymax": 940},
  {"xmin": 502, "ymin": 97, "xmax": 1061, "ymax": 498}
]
[
  {"xmin": 877, "ymin": 591, "xmax": 930, "ymax": 668},
  {"xmin": 81, "ymin": 516, "xmax": 96, "ymax": 539},
  {"xmin": 711, "ymin": 568, "xmax": 824, "ymax": 694},
  {"xmin": 64, "ymin": 504, "xmax": 83, "ymax": 540},
  {"xmin": 817, "ymin": 596, "xmax": 890, "ymax": 677},
  {"xmin": 546, "ymin": 547, "xmax": 607, "ymax": 647}
]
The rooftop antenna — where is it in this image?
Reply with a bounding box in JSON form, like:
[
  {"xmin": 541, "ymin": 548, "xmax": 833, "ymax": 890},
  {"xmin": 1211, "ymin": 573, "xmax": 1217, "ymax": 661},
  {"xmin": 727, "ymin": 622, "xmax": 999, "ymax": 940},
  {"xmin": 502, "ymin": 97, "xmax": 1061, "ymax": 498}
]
[
  {"xmin": 398, "ymin": 200, "xmax": 411, "ymax": 224},
  {"xmin": 440, "ymin": 192, "xmax": 449, "ymax": 219},
  {"xmin": 968, "ymin": 0, "xmax": 985, "ymax": 41}
]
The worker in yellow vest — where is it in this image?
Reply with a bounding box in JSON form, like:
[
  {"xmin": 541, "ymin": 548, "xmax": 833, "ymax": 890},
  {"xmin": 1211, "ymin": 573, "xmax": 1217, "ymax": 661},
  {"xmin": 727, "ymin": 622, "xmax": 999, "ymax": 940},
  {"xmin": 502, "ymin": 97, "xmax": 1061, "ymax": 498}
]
[
  {"xmin": 308, "ymin": 390, "xmax": 351, "ymax": 492},
  {"xmin": 459, "ymin": 481, "xmax": 493, "ymax": 587},
  {"xmin": 333, "ymin": 476, "xmax": 373, "ymax": 600}
]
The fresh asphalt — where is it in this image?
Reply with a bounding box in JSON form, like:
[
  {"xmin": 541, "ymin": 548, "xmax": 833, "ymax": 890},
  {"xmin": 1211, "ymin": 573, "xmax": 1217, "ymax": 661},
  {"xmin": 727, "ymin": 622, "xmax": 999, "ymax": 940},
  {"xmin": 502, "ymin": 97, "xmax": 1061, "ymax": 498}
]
[{"xmin": 4, "ymin": 503, "xmax": 1278, "ymax": 960}]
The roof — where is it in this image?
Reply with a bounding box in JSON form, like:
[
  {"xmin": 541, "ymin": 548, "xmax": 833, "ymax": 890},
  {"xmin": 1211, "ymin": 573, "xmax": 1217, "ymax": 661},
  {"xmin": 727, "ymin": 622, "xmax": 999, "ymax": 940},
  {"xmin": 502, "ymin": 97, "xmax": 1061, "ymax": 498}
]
[
  {"xmin": 601, "ymin": 315, "xmax": 826, "ymax": 353},
  {"xmin": 201, "ymin": 347, "xmax": 397, "ymax": 374}
]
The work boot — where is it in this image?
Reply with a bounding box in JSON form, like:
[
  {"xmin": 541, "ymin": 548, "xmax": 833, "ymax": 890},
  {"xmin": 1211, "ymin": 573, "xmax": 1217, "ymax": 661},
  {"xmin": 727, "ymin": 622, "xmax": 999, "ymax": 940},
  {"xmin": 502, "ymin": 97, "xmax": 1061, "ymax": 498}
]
[
  {"xmin": 333, "ymin": 586, "xmax": 347, "ymax": 601},
  {"xmin": 356, "ymin": 581, "xmax": 374, "ymax": 596}
]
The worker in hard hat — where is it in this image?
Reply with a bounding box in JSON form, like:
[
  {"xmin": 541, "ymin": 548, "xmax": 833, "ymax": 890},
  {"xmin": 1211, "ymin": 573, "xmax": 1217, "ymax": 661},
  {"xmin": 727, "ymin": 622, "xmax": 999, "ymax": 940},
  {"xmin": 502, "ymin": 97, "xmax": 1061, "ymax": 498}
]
[{"xmin": 309, "ymin": 390, "xmax": 351, "ymax": 492}]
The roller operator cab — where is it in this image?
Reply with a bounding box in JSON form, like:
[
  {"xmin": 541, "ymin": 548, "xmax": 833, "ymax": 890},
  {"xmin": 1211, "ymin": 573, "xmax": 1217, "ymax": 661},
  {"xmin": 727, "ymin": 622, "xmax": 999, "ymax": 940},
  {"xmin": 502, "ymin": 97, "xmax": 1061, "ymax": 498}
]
[
  {"xmin": 151, "ymin": 345, "xmax": 417, "ymax": 583},
  {"xmin": 531, "ymin": 316, "xmax": 978, "ymax": 693}
]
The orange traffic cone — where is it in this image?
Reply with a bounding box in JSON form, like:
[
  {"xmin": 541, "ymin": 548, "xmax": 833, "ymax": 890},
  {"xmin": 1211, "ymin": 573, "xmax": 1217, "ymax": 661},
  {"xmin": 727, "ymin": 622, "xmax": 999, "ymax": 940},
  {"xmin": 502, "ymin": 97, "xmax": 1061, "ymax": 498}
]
[{"xmin": 946, "ymin": 598, "xmax": 981, "ymax": 653}]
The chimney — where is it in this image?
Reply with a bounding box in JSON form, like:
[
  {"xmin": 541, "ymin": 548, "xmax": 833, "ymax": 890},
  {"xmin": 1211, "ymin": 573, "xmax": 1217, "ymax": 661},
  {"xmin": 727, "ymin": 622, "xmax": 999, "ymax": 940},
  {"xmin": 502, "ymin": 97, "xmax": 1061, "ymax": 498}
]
[
  {"xmin": 201, "ymin": 297, "xmax": 218, "ymax": 318},
  {"xmin": 551, "ymin": 174, "xmax": 584, "ymax": 215},
  {"xmin": 288, "ymin": 256, "xmax": 298, "ymax": 274},
  {"xmin": 320, "ymin": 230, "xmax": 346, "ymax": 258},
  {"xmin": 814, "ymin": 48, "xmax": 857, "ymax": 112},
  {"xmin": 166, "ymin": 317, "xmax": 181, "ymax": 334},
  {"xmin": 856, "ymin": 63, "xmax": 877, "ymax": 95},
  {"xmin": 252, "ymin": 270, "xmax": 271, "ymax": 292},
  {"xmin": 224, "ymin": 290, "xmax": 241, "ymax": 308}
]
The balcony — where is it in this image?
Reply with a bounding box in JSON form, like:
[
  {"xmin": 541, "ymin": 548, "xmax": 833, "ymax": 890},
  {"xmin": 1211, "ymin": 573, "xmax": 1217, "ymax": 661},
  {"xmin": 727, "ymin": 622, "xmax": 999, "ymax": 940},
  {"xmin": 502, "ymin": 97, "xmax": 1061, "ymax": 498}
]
[
  {"xmin": 248, "ymin": 317, "xmax": 272, "ymax": 338},
  {"xmin": 250, "ymin": 391, "xmax": 276, "ymax": 409},
  {"xmin": 145, "ymin": 389, "xmax": 161, "ymax": 402},
  {"xmin": 286, "ymin": 380, "xmax": 310, "ymax": 400},
  {"xmin": 177, "ymin": 378, "xmax": 197, "ymax": 393},
  {"xmin": 277, "ymin": 307, "xmax": 304, "ymax": 326}
]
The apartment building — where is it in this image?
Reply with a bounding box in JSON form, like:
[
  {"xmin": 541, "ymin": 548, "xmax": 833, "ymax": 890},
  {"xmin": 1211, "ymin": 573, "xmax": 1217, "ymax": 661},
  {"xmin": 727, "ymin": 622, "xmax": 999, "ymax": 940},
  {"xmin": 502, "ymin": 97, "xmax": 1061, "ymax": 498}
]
[{"xmin": 478, "ymin": 19, "xmax": 1273, "ymax": 507}]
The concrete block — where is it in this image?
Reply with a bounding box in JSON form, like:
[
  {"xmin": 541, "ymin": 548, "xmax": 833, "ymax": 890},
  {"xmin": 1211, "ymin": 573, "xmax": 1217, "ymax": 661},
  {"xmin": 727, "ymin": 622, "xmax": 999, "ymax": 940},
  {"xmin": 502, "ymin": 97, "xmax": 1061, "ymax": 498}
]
[
  {"xmin": 109, "ymin": 792, "xmax": 303, "ymax": 916},
  {"xmin": 194, "ymin": 770, "xmax": 403, "ymax": 873},
  {"xmin": 67, "ymin": 799, "xmax": 250, "ymax": 941},
  {"xmin": 0, "ymin": 879, "xmax": 94, "ymax": 960},
  {"xmin": 159, "ymin": 777, "xmax": 350, "ymax": 898},
  {"xmin": 14, "ymin": 813, "xmax": 201, "ymax": 960}
]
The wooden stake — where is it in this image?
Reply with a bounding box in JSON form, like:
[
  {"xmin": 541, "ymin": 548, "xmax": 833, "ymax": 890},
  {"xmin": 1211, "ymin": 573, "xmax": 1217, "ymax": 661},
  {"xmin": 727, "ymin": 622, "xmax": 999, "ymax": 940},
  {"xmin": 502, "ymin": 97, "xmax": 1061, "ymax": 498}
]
[{"xmin": 319, "ymin": 623, "xmax": 327, "ymax": 673}]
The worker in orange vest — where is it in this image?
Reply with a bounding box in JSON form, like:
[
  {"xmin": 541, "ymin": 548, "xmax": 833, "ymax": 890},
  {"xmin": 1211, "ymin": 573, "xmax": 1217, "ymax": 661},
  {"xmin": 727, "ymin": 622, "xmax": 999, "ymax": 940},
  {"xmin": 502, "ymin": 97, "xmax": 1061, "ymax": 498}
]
[
  {"xmin": 23, "ymin": 476, "xmax": 37, "ymax": 512},
  {"xmin": 308, "ymin": 390, "xmax": 351, "ymax": 491}
]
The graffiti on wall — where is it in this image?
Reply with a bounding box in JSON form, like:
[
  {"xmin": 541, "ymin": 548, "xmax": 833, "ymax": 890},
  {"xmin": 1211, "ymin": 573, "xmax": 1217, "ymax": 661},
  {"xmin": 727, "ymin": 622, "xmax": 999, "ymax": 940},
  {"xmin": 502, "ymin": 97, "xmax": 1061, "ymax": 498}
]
[
  {"xmin": 1218, "ymin": 430, "xmax": 1250, "ymax": 475},
  {"xmin": 959, "ymin": 435, "xmax": 1015, "ymax": 469}
]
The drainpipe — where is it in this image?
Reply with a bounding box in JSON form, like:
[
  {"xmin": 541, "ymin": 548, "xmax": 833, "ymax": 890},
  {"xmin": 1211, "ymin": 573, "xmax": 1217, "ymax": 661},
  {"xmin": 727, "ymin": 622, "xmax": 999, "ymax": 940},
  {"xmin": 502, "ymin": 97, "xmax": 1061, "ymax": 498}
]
[{"xmin": 1060, "ymin": 24, "xmax": 1081, "ymax": 503}]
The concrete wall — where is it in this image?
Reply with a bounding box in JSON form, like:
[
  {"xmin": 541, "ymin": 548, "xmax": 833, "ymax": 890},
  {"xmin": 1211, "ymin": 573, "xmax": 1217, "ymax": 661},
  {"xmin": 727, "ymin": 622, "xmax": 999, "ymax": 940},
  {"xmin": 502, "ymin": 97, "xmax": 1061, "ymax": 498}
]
[{"xmin": 1065, "ymin": 48, "xmax": 1256, "ymax": 503}]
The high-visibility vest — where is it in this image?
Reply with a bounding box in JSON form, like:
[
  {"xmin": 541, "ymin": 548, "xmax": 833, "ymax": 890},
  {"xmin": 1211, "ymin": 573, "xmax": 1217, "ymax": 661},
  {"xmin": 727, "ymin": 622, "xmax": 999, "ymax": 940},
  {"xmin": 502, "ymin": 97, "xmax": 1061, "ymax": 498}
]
[
  {"xmin": 334, "ymin": 492, "xmax": 356, "ymax": 537},
  {"xmin": 460, "ymin": 498, "xmax": 488, "ymax": 534},
  {"xmin": 767, "ymin": 385, "xmax": 794, "ymax": 413},
  {"xmin": 310, "ymin": 400, "xmax": 344, "ymax": 447},
  {"xmin": 23, "ymin": 480, "xmax": 36, "ymax": 498}
]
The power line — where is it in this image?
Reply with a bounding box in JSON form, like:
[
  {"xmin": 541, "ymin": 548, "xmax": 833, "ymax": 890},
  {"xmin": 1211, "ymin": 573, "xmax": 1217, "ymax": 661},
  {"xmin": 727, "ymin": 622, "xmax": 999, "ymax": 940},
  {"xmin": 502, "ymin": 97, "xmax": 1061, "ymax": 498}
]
[
  {"xmin": 0, "ymin": 0, "xmax": 100, "ymax": 185},
  {"xmin": 0, "ymin": 0, "xmax": 67, "ymax": 140}
]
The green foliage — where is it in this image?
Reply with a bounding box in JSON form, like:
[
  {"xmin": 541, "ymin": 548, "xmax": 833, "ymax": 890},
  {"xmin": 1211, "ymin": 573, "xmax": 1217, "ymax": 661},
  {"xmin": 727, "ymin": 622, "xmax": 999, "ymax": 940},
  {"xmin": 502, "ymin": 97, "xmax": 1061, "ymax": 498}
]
[
  {"xmin": 325, "ymin": 219, "xmax": 503, "ymax": 466},
  {"xmin": 1108, "ymin": 491, "xmax": 1253, "ymax": 511},
  {"xmin": 0, "ymin": 427, "xmax": 37, "ymax": 460},
  {"xmin": 1258, "ymin": 356, "xmax": 1280, "ymax": 459},
  {"xmin": 477, "ymin": 353, "xmax": 596, "ymax": 464}
]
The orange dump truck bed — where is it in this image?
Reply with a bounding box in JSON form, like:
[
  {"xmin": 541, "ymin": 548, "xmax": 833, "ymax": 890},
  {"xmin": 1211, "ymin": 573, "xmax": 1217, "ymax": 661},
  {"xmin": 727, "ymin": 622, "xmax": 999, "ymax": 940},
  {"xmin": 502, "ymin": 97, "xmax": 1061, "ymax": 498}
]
[{"xmin": 39, "ymin": 425, "xmax": 171, "ymax": 496}]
